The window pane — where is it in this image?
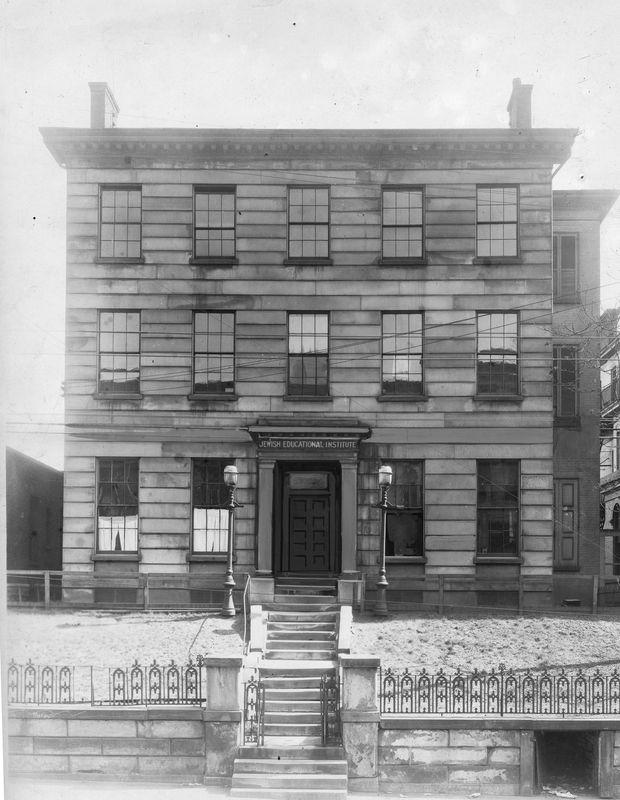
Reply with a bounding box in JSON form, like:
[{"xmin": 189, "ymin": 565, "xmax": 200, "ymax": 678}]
[
  {"xmin": 476, "ymin": 186, "xmax": 518, "ymax": 257},
  {"xmin": 193, "ymin": 312, "xmax": 235, "ymax": 393},
  {"xmin": 288, "ymin": 187, "xmax": 329, "ymax": 257},
  {"xmin": 97, "ymin": 459, "xmax": 139, "ymax": 552},
  {"xmin": 194, "ymin": 190, "xmax": 236, "ymax": 258},
  {"xmin": 192, "ymin": 459, "xmax": 231, "ymax": 553},
  {"xmin": 99, "ymin": 188, "xmax": 141, "ymax": 258}
]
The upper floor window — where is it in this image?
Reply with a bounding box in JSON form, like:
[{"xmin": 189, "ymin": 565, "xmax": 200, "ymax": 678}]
[
  {"xmin": 381, "ymin": 188, "xmax": 423, "ymax": 260},
  {"xmin": 194, "ymin": 187, "xmax": 236, "ymax": 260},
  {"xmin": 288, "ymin": 187, "xmax": 329, "ymax": 259},
  {"xmin": 476, "ymin": 312, "xmax": 519, "ymax": 396},
  {"xmin": 287, "ymin": 313, "xmax": 329, "ymax": 396},
  {"xmin": 97, "ymin": 458, "xmax": 139, "ymax": 552},
  {"xmin": 476, "ymin": 186, "xmax": 518, "ymax": 258},
  {"xmin": 477, "ymin": 460, "xmax": 519, "ymax": 556},
  {"xmin": 192, "ymin": 458, "xmax": 231, "ymax": 554},
  {"xmin": 98, "ymin": 311, "xmax": 140, "ymax": 395},
  {"xmin": 383, "ymin": 460, "xmax": 424, "ymax": 558},
  {"xmin": 381, "ymin": 312, "xmax": 423, "ymax": 396},
  {"xmin": 553, "ymin": 234, "xmax": 578, "ymax": 302},
  {"xmin": 553, "ymin": 344, "xmax": 578, "ymax": 418},
  {"xmin": 193, "ymin": 312, "xmax": 235, "ymax": 395},
  {"xmin": 99, "ymin": 186, "xmax": 142, "ymax": 260}
]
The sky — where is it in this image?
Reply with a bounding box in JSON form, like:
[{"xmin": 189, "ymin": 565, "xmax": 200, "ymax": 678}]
[{"xmin": 1, "ymin": 0, "xmax": 620, "ymax": 469}]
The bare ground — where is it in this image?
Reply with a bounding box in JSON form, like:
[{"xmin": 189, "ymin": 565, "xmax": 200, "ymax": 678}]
[{"xmin": 351, "ymin": 611, "xmax": 620, "ymax": 672}]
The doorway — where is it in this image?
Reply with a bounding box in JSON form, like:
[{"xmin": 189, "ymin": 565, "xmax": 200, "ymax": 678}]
[{"xmin": 275, "ymin": 462, "xmax": 340, "ymax": 575}]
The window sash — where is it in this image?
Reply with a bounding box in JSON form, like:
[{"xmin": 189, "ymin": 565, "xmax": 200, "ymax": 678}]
[
  {"xmin": 288, "ymin": 187, "xmax": 329, "ymax": 258},
  {"xmin": 193, "ymin": 312, "xmax": 235, "ymax": 394},
  {"xmin": 287, "ymin": 313, "xmax": 329, "ymax": 395},
  {"xmin": 553, "ymin": 234, "xmax": 578, "ymax": 300},
  {"xmin": 97, "ymin": 459, "xmax": 139, "ymax": 552},
  {"xmin": 99, "ymin": 187, "xmax": 142, "ymax": 259},
  {"xmin": 194, "ymin": 189, "xmax": 236, "ymax": 258},
  {"xmin": 476, "ymin": 186, "xmax": 518, "ymax": 257},
  {"xmin": 382, "ymin": 189, "xmax": 424, "ymax": 259},
  {"xmin": 192, "ymin": 459, "xmax": 231, "ymax": 554},
  {"xmin": 382, "ymin": 460, "xmax": 424, "ymax": 557},
  {"xmin": 477, "ymin": 460, "xmax": 519, "ymax": 555},
  {"xmin": 382, "ymin": 312, "xmax": 423, "ymax": 394},
  {"xmin": 553, "ymin": 345, "xmax": 578, "ymax": 417},
  {"xmin": 476, "ymin": 312, "xmax": 519, "ymax": 395},
  {"xmin": 98, "ymin": 312, "xmax": 140, "ymax": 394}
]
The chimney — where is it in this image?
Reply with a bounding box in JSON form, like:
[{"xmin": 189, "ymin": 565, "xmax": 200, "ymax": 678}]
[
  {"xmin": 89, "ymin": 82, "xmax": 119, "ymax": 128},
  {"xmin": 507, "ymin": 77, "xmax": 533, "ymax": 129}
]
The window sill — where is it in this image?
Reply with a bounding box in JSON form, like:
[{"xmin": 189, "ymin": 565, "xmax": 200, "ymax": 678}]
[
  {"xmin": 283, "ymin": 395, "xmax": 333, "ymax": 402},
  {"xmin": 188, "ymin": 393, "xmax": 238, "ymax": 402},
  {"xmin": 474, "ymin": 555, "xmax": 522, "ymax": 565},
  {"xmin": 377, "ymin": 394, "xmax": 427, "ymax": 403},
  {"xmin": 189, "ymin": 257, "xmax": 238, "ymax": 266},
  {"xmin": 94, "ymin": 392, "xmax": 144, "ymax": 401},
  {"xmin": 283, "ymin": 257, "xmax": 333, "ymax": 266},
  {"xmin": 94, "ymin": 257, "xmax": 145, "ymax": 265},
  {"xmin": 92, "ymin": 552, "xmax": 141, "ymax": 562},
  {"xmin": 186, "ymin": 553, "xmax": 230, "ymax": 563},
  {"xmin": 554, "ymin": 416, "xmax": 581, "ymax": 429},
  {"xmin": 473, "ymin": 394, "xmax": 523, "ymax": 404},
  {"xmin": 386, "ymin": 556, "xmax": 427, "ymax": 564},
  {"xmin": 472, "ymin": 256, "xmax": 523, "ymax": 265},
  {"xmin": 378, "ymin": 258, "xmax": 427, "ymax": 267}
]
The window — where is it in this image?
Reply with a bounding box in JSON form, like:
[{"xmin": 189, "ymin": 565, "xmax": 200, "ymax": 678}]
[
  {"xmin": 97, "ymin": 459, "xmax": 138, "ymax": 552},
  {"xmin": 612, "ymin": 366, "xmax": 619, "ymax": 403},
  {"xmin": 476, "ymin": 312, "xmax": 519, "ymax": 395},
  {"xmin": 99, "ymin": 186, "xmax": 142, "ymax": 259},
  {"xmin": 383, "ymin": 460, "xmax": 424, "ymax": 558},
  {"xmin": 98, "ymin": 311, "xmax": 140, "ymax": 395},
  {"xmin": 381, "ymin": 188, "xmax": 423, "ymax": 260},
  {"xmin": 192, "ymin": 459, "xmax": 231, "ymax": 554},
  {"xmin": 193, "ymin": 312, "xmax": 235, "ymax": 395},
  {"xmin": 193, "ymin": 187, "xmax": 236, "ymax": 259},
  {"xmin": 476, "ymin": 186, "xmax": 518, "ymax": 257},
  {"xmin": 553, "ymin": 345, "xmax": 578, "ymax": 418},
  {"xmin": 477, "ymin": 460, "xmax": 519, "ymax": 556},
  {"xmin": 288, "ymin": 187, "xmax": 329, "ymax": 259},
  {"xmin": 553, "ymin": 234, "xmax": 578, "ymax": 301},
  {"xmin": 381, "ymin": 313, "xmax": 423, "ymax": 395},
  {"xmin": 554, "ymin": 479, "xmax": 579, "ymax": 569},
  {"xmin": 287, "ymin": 313, "xmax": 329, "ymax": 396}
]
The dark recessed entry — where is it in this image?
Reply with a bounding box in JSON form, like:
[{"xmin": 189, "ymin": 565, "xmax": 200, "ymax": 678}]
[{"xmin": 536, "ymin": 731, "xmax": 597, "ymax": 794}]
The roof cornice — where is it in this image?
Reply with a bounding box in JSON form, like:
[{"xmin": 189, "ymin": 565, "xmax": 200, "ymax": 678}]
[
  {"xmin": 40, "ymin": 126, "xmax": 577, "ymax": 169},
  {"xmin": 553, "ymin": 189, "xmax": 619, "ymax": 221}
]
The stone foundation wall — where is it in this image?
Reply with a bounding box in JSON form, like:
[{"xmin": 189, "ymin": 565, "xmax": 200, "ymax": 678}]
[
  {"xmin": 379, "ymin": 727, "xmax": 521, "ymax": 795},
  {"xmin": 614, "ymin": 730, "xmax": 620, "ymax": 796},
  {"xmin": 8, "ymin": 707, "xmax": 208, "ymax": 782}
]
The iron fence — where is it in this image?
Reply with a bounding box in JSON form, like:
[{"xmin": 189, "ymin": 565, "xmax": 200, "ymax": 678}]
[
  {"xmin": 380, "ymin": 665, "xmax": 620, "ymax": 716},
  {"xmin": 7, "ymin": 658, "xmax": 207, "ymax": 706},
  {"xmin": 320, "ymin": 672, "xmax": 341, "ymax": 744},
  {"xmin": 243, "ymin": 676, "xmax": 265, "ymax": 745}
]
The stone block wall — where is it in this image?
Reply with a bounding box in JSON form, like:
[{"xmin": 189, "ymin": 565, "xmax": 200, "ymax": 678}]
[
  {"xmin": 614, "ymin": 730, "xmax": 620, "ymax": 796},
  {"xmin": 379, "ymin": 727, "xmax": 521, "ymax": 795},
  {"xmin": 8, "ymin": 708, "xmax": 207, "ymax": 782}
]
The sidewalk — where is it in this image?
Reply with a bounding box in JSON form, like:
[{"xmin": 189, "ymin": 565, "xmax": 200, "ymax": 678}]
[{"xmin": 5, "ymin": 777, "xmax": 229, "ymax": 800}]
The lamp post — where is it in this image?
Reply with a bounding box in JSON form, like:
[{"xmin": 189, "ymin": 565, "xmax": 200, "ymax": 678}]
[
  {"xmin": 222, "ymin": 465, "xmax": 240, "ymax": 617},
  {"xmin": 375, "ymin": 465, "xmax": 392, "ymax": 617}
]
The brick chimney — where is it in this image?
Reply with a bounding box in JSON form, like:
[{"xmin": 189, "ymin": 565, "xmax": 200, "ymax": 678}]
[
  {"xmin": 507, "ymin": 77, "xmax": 533, "ymax": 129},
  {"xmin": 89, "ymin": 82, "xmax": 119, "ymax": 128}
]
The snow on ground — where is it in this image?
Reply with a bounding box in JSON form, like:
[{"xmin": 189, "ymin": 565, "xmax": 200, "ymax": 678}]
[{"xmin": 351, "ymin": 611, "xmax": 620, "ymax": 672}]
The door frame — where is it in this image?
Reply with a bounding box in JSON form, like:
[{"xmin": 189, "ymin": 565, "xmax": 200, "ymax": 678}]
[{"xmin": 274, "ymin": 460, "xmax": 341, "ymax": 575}]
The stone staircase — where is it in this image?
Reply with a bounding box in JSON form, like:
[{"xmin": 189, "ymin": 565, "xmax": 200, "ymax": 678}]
[{"xmin": 230, "ymin": 577, "xmax": 347, "ymax": 799}]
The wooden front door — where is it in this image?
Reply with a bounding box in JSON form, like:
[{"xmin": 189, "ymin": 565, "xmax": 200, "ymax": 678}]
[{"xmin": 279, "ymin": 467, "xmax": 338, "ymax": 574}]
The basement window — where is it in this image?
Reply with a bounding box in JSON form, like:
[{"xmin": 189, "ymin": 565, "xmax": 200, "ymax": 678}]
[{"xmin": 536, "ymin": 731, "xmax": 597, "ymax": 794}]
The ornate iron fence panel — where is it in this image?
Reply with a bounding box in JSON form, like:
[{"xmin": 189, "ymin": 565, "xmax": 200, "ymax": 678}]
[
  {"xmin": 103, "ymin": 658, "xmax": 205, "ymax": 705},
  {"xmin": 380, "ymin": 666, "xmax": 620, "ymax": 716},
  {"xmin": 243, "ymin": 676, "xmax": 265, "ymax": 745},
  {"xmin": 321, "ymin": 672, "xmax": 341, "ymax": 745},
  {"xmin": 7, "ymin": 660, "xmax": 76, "ymax": 704}
]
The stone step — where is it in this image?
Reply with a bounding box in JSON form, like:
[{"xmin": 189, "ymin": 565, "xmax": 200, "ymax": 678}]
[
  {"xmin": 275, "ymin": 577, "xmax": 337, "ymax": 586},
  {"xmin": 232, "ymin": 773, "xmax": 346, "ymax": 789},
  {"xmin": 265, "ymin": 649, "xmax": 335, "ymax": 661},
  {"xmin": 265, "ymin": 711, "xmax": 321, "ymax": 725},
  {"xmin": 237, "ymin": 743, "xmax": 344, "ymax": 758},
  {"xmin": 267, "ymin": 639, "xmax": 336, "ymax": 651},
  {"xmin": 267, "ymin": 603, "xmax": 340, "ymax": 613},
  {"xmin": 264, "ymin": 700, "xmax": 321, "ymax": 714},
  {"xmin": 267, "ymin": 621, "xmax": 336, "ymax": 632},
  {"xmin": 276, "ymin": 587, "xmax": 336, "ymax": 597},
  {"xmin": 273, "ymin": 594, "xmax": 337, "ymax": 604},
  {"xmin": 264, "ymin": 722, "xmax": 322, "ymax": 736},
  {"xmin": 260, "ymin": 663, "xmax": 336, "ymax": 677},
  {"xmin": 230, "ymin": 787, "xmax": 346, "ymax": 800},
  {"xmin": 267, "ymin": 611, "xmax": 339, "ymax": 623},
  {"xmin": 265, "ymin": 687, "xmax": 322, "ymax": 700},
  {"xmin": 267, "ymin": 629, "xmax": 335, "ymax": 641},
  {"xmin": 234, "ymin": 758, "xmax": 347, "ymax": 774}
]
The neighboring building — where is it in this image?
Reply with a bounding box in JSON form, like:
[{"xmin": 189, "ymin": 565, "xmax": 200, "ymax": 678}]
[
  {"xmin": 552, "ymin": 192, "xmax": 618, "ymax": 604},
  {"xmin": 40, "ymin": 79, "xmax": 614, "ymax": 609},
  {"xmin": 6, "ymin": 447, "xmax": 63, "ymax": 571},
  {"xmin": 601, "ymin": 308, "xmax": 620, "ymax": 577}
]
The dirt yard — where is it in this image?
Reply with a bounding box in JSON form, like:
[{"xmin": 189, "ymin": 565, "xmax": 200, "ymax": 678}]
[{"xmin": 351, "ymin": 611, "xmax": 620, "ymax": 672}]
